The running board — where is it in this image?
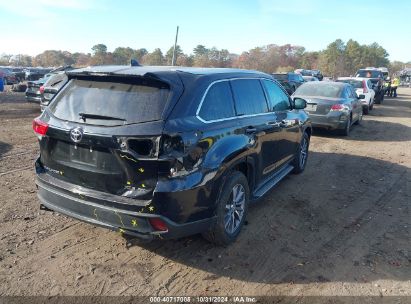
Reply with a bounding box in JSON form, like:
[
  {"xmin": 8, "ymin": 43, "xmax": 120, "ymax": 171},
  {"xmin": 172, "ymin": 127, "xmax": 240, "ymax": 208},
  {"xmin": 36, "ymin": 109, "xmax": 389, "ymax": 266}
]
[{"xmin": 252, "ymin": 164, "xmax": 294, "ymax": 199}]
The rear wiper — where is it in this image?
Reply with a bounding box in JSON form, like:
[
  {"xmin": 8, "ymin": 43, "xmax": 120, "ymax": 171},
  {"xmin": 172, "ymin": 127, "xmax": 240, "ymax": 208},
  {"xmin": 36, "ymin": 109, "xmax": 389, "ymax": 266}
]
[{"xmin": 78, "ymin": 113, "xmax": 126, "ymax": 122}]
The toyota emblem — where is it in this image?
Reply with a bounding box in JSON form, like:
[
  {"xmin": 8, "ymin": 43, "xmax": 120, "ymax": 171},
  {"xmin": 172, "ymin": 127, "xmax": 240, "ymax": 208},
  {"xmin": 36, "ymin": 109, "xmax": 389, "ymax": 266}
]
[{"xmin": 70, "ymin": 127, "xmax": 83, "ymax": 143}]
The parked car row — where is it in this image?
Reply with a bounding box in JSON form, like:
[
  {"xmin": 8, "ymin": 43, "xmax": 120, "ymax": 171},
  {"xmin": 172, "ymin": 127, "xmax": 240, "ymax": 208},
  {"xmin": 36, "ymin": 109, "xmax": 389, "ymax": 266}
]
[
  {"xmin": 295, "ymin": 69, "xmax": 324, "ymax": 81},
  {"xmin": 272, "ymin": 72, "xmax": 305, "ymax": 94},
  {"xmin": 0, "ymin": 66, "xmax": 54, "ymax": 83},
  {"xmin": 0, "ymin": 67, "xmax": 19, "ymax": 85},
  {"xmin": 25, "ymin": 66, "xmax": 72, "ymax": 108}
]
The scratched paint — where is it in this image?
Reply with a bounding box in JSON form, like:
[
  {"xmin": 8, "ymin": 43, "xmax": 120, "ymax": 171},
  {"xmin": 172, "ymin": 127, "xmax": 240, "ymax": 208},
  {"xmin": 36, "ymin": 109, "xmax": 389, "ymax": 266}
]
[
  {"xmin": 115, "ymin": 211, "xmax": 125, "ymax": 228},
  {"xmin": 93, "ymin": 208, "xmax": 99, "ymax": 221},
  {"xmin": 120, "ymin": 154, "xmax": 138, "ymax": 163}
]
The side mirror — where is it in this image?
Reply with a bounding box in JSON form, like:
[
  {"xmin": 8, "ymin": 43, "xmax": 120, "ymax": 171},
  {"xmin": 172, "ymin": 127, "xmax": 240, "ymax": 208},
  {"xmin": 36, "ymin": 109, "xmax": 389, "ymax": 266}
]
[
  {"xmin": 358, "ymin": 94, "xmax": 365, "ymax": 99},
  {"xmin": 43, "ymin": 87, "xmax": 58, "ymax": 95},
  {"xmin": 293, "ymin": 97, "xmax": 307, "ymax": 109}
]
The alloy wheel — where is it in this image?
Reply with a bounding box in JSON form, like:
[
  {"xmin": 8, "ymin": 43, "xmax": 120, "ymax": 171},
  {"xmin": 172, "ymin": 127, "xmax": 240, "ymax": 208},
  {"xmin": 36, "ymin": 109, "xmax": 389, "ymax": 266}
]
[
  {"xmin": 299, "ymin": 137, "xmax": 308, "ymax": 168},
  {"xmin": 224, "ymin": 184, "xmax": 246, "ymax": 234}
]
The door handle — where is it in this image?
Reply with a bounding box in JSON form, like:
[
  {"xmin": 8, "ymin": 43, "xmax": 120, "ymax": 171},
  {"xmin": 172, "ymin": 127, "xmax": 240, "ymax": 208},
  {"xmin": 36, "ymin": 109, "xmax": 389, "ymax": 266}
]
[{"xmin": 245, "ymin": 127, "xmax": 257, "ymax": 134}]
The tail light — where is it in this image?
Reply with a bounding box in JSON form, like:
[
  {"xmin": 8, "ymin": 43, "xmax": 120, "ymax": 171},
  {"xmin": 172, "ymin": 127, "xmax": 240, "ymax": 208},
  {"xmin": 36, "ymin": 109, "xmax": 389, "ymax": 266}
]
[
  {"xmin": 362, "ymin": 81, "xmax": 368, "ymax": 93},
  {"xmin": 330, "ymin": 104, "xmax": 348, "ymax": 112},
  {"xmin": 149, "ymin": 218, "xmax": 168, "ymax": 232},
  {"xmin": 39, "ymin": 86, "xmax": 45, "ymax": 94},
  {"xmin": 32, "ymin": 118, "xmax": 48, "ymax": 137}
]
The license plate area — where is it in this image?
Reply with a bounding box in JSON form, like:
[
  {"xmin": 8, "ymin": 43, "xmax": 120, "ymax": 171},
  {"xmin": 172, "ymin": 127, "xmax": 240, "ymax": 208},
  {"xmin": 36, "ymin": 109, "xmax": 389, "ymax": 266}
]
[
  {"xmin": 306, "ymin": 103, "xmax": 317, "ymax": 112},
  {"xmin": 69, "ymin": 144, "xmax": 97, "ymax": 166}
]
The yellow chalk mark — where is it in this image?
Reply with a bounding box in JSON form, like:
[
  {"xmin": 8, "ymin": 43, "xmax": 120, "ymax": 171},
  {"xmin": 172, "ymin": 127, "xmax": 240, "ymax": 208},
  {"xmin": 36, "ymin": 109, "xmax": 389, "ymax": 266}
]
[
  {"xmin": 115, "ymin": 211, "xmax": 125, "ymax": 228},
  {"xmin": 60, "ymin": 171, "xmax": 64, "ymax": 175},
  {"xmin": 199, "ymin": 137, "xmax": 214, "ymax": 147},
  {"xmin": 148, "ymin": 206, "xmax": 155, "ymax": 212},
  {"xmin": 138, "ymin": 168, "xmax": 145, "ymax": 173},
  {"xmin": 126, "ymin": 181, "xmax": 131, "ymax": 185},
  {"xmin": 93, "ymin": 208, "xmax": 99, "ymax": 221},
  {"xmin": 131, "ymin": 219, "xmax": 138, "ymax": 227},
  {"xmin": 141, "ymin": 183, "xmax": 146, "ymax": 188},
  {"xmin": 120, "ymin": 154, "xmax": 138, "ymax": 163},
  {"xmin": 119, "ymin": 228, "xmax": 125, "ymax": 234}
]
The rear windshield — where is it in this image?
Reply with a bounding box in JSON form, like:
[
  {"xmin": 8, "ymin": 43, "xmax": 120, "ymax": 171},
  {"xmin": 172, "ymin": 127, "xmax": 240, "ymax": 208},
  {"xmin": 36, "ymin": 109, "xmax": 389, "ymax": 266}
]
[
  {"xmin": 337, "ymin": 79, "xmax": 362, "ymax": 88},
  {"xmin": 356, "ymin": 70, "xmax": 381, "ymax": 78},
  {"xmin": 49, "ymin": 79, "xmax": 170, "ymax": 125},
  {"xmin": 294, "ymin": 83, "xmax": 343, "ymax": 98}
]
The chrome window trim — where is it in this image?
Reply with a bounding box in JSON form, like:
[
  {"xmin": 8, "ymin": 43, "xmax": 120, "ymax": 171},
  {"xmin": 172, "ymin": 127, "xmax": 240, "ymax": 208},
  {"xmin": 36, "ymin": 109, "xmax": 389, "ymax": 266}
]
[{"xmin": 196, "ymin": 77, "xmax": 282, "ymax": 124}]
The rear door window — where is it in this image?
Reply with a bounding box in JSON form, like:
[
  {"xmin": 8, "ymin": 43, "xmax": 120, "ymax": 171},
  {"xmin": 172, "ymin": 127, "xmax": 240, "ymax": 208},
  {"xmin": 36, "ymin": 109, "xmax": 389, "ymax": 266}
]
[
  {"xmin": 342, "ymin": 87, "xmax": 351, "ymax": 99},
  {"xmin": 198, "ymin": 81, "xmax": 235, "ymax": 121},
  {"xmin": 262, "ymin": 80, "xmax": 290, "ymax": 111},
  {"xmin": 49, "ymin": 79, "xmax": 170, "ymax": 125},
  {"xmin": 230, "ymin": 79, "xmax": 268, "ymax": 115}
]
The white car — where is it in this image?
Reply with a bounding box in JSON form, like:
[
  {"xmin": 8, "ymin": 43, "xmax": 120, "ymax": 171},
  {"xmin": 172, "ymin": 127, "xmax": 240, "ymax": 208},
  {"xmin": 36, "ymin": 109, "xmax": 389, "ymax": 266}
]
[
  {"xmin": 337, "ymin": 77, "xmax": 375, "ymax": 114},
  {"xmin": 302, "ymin": 76, "xmax": 319, "ymax": 82}
]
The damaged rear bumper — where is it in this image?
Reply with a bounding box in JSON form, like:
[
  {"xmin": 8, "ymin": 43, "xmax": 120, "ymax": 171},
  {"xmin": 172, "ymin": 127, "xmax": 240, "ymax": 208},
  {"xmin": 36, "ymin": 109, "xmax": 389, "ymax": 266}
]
[{"xmin": 35, "ymin": 171, "xmax": 215, "ymax": 240}]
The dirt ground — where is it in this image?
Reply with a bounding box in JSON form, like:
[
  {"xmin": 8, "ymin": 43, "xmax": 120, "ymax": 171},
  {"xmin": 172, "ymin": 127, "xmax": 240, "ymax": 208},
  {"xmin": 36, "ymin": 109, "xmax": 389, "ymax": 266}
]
[{"xmin": 0, "ymin": 86, "xmax": 410, "ymax": 299}]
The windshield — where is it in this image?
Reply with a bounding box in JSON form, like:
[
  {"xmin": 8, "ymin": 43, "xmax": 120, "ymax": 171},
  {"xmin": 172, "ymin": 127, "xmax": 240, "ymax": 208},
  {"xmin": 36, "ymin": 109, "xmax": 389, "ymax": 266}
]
[
  {"xmin": 356, "ymin": 70, "xmax": 381, "ymax": 78},
  {"xmin": 294, "ymin": 83, "xmax": 343, "ymax": 98},
  {"xmin": 49, "ymin": 79, "xmax": 170, "ymax": 125},
  {"xmin": 337, "ymin": 79, "xmax": 362, "ymax": 88}
]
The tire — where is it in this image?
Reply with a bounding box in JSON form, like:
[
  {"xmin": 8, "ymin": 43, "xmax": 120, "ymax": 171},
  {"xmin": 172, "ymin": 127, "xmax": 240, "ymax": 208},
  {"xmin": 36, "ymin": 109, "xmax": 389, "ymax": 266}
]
[
  {"xmin": 202, "ymin": 171, "xmax": 249, "ymax": 245},
  {"xmin": 292, "ymin": 132, "xmax": 310, "ymax": 174},
  {"xmin": 363, "ymin": 106, "xmax": 369, "ymax": 115},
  {"xmin": 369, "ymin": 102, "xmax": 374, "ymax": 111},
  {"xmin": 354, "ymin": 111, "xmax": 362, "ymax": 125},
  {"xmin": 380, "ymin": 92, "xmax": 384, "ymax": 104},
  {"xmin": 340, "ymin": 115, "xmax": 351, "ymax": 136}
]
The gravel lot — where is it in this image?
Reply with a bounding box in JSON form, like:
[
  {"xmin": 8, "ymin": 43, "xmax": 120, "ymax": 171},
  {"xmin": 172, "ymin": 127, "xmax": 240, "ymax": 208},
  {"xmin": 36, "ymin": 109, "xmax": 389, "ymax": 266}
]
[{"xmin": 0, "ymin": 87, "xmax": 410, "ymax": 299}]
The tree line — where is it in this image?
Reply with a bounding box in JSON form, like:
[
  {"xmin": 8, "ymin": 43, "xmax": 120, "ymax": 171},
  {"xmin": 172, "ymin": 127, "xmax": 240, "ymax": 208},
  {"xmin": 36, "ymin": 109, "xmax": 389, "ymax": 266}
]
[{"xmin": 1, "ymin": 39, "xmax": 409, "ymax": 77}]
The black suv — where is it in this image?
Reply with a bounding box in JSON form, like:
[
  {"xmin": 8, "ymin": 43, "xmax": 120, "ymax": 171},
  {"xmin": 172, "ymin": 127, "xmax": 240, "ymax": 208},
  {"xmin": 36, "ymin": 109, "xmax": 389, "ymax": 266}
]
[
  {"xmin": 272, "ymin": 73, "xmax": 305, "ymax": 95},
  {"xmin": 33, "ymin": 66, "xmax": 311, "ymax": 245}
]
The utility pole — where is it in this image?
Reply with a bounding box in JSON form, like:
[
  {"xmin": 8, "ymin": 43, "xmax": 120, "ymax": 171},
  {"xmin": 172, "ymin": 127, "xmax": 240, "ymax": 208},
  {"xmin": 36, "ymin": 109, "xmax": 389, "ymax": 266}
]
[{"xmin": 171, "ymin": 26, "xmax": 179, "ymax": 66}]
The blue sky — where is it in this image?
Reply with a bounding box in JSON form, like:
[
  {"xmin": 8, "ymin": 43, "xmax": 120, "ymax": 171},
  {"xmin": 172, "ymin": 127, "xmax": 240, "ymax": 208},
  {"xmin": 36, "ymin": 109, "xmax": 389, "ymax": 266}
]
[{"xmin": 0, "ymin": 0, "xmax": 410, "ymax": 62}]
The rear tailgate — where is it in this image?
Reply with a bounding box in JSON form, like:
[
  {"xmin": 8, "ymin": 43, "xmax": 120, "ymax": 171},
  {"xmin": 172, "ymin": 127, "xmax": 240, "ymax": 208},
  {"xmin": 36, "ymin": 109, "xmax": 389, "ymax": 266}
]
[
  {"xmin": 38, "ymin": 121, "xmax": 166, "ymax": 198},
  {"xmin": 37, "ymin": 75, "xmax": 182, "ymax": 199}
]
